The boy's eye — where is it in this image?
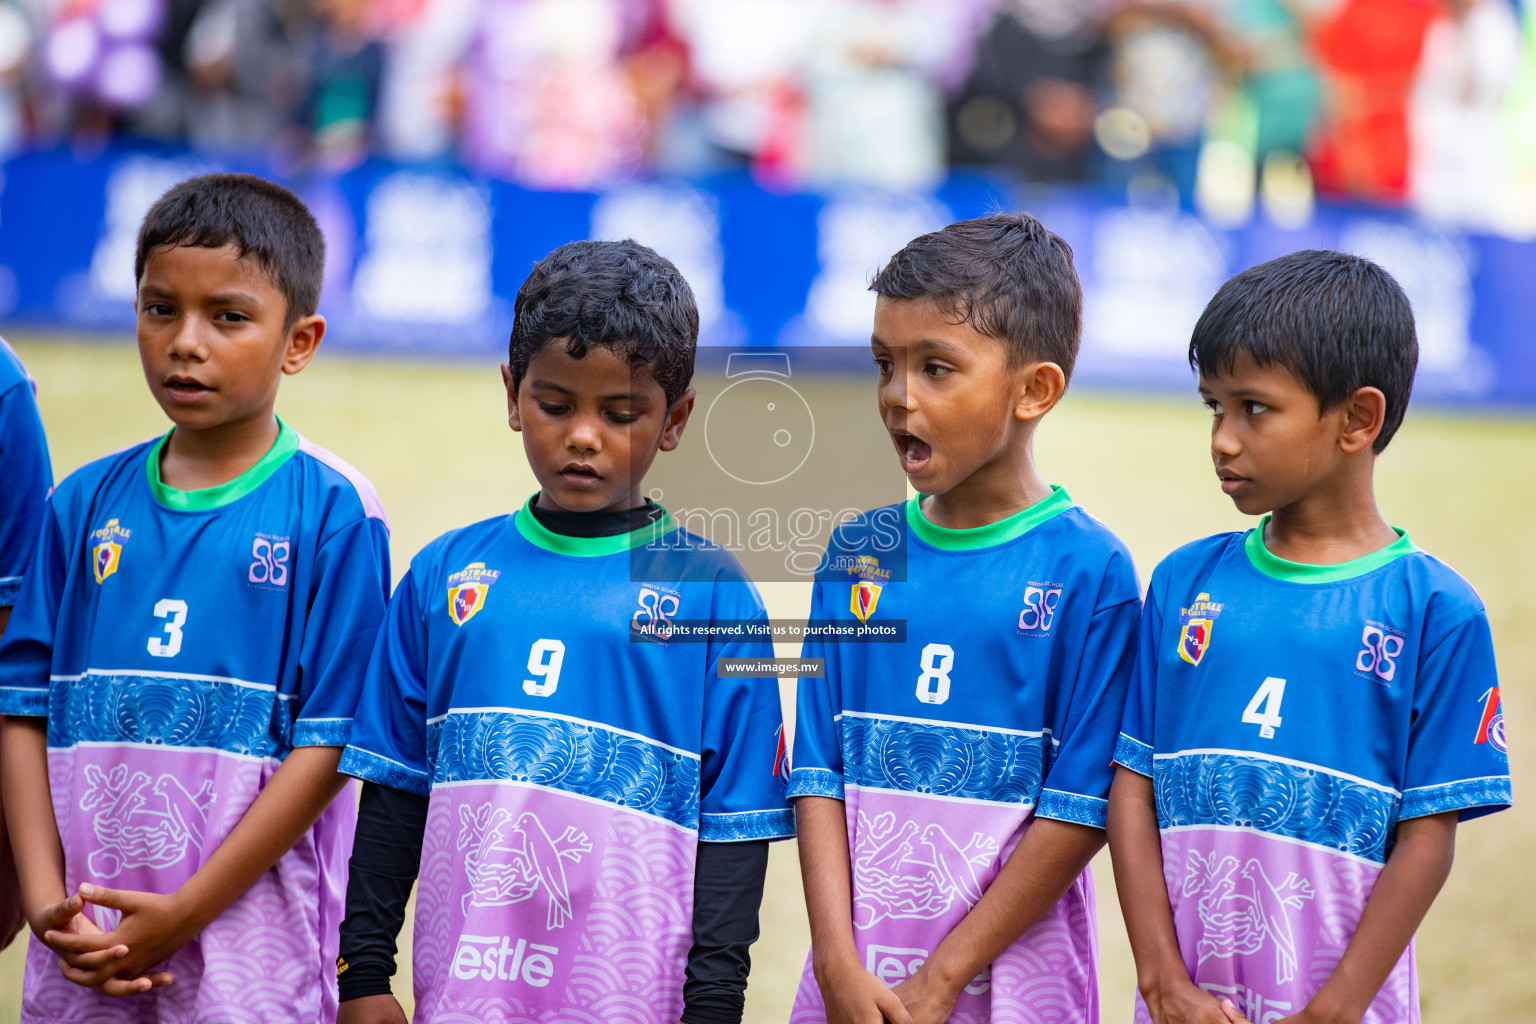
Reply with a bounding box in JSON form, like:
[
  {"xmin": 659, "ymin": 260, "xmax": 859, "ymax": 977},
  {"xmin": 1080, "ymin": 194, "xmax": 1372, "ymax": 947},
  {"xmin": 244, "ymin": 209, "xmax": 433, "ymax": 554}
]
[
  {"xmin": 923, "ymin": 362, "xmax": 952, "ymax": 378},
  {"xmin": 872, "ymin": 355, "xmax": 893, "ymax": 374},
  {"xmin": 144, "ymin": 303, "xmax": 174, "ymax": 317},
  {"xmin": 1204, "ymin": 399, "xmax": 1223, "ymax": 415},
  {"xmin": 607, "ymin": 411, "xmax": 640, "ymax": 424},
  {"xmin": 216, "ymin": 310, "xmax": 250, "ymax": 323},
  {"xmin": 1245, "ymin": 401, "xmax": 1269, "ymax": 415},
  {"xmin": 537, "ymin": 402, "xmax": 569, "ymax": 415}
]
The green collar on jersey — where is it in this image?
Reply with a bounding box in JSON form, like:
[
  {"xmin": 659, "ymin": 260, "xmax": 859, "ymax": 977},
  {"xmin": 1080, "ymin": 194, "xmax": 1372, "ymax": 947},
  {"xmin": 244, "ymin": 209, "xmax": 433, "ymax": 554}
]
[
  {"xmin": 514, "ymin": 495, "xmax": 677, "ymax": 557},
  {"xmin": 146, "ymin": 418, "xmax": 300, "ymax": 512},
  {"xmin": 1244, "ymin": 514, "xmax": 1418, "ymax": 583},
  {"xmin": 906, "ymin": 486, "xmax": 1073, "ymax": 551}
]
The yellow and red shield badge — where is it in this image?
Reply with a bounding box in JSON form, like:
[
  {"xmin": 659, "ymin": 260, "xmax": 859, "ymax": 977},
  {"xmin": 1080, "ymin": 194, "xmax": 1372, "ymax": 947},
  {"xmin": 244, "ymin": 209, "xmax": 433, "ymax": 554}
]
[
  {"xmin": 851, "ymin": 581, "xmax": 882, "ymax": 623},
  {"xmin": 92, "ymin": 542, "xmax": 121, "ymax": 583}
]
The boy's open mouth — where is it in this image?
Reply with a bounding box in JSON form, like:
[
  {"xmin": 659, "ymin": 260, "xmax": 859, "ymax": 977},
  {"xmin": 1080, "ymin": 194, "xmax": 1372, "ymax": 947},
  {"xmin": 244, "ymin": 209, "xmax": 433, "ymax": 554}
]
[
  {"xmin": 890, "ymin": 430, "xmax": 931, "ymax": 472},
  {"xmin": 164, "ymin": 375, "xmax": 212, "ymax": 397}
]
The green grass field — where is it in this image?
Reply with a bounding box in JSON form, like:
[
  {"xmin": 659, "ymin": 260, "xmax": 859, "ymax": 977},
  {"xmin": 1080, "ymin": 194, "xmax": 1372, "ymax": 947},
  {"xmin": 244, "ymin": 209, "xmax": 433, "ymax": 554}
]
[{"xmin": 2, "ymin": 336, "xmax": 1532, "ymax": 1023}]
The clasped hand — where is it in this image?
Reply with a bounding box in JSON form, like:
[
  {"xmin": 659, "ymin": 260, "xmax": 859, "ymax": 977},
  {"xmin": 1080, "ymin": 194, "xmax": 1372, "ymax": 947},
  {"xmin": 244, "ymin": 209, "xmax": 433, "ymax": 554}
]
[{"xmin": 33, "ymin": 883, "xmax": 192, "ymax": 996}]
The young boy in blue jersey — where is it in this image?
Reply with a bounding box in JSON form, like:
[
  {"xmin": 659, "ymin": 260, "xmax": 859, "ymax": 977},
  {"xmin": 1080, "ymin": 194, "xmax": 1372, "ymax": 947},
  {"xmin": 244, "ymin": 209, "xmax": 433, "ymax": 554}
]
[
  {"xmin": 0, "ymin": 336, "xmax": 54, "ymax": 951},
  {"xmin": 0, "ymin": 174, "xmax": 391, "ymax": 1022},
  {"xmin": 790, "ymin": 214, "xmax": 1142, "ymax": 1024},
  {"xmin": 1109, "ymin": 250, "xmax": 1512, "ymax": 1024},
  {"xmin": 334, "ymin": 239, "xmax": 794, "ymax": 1024}
]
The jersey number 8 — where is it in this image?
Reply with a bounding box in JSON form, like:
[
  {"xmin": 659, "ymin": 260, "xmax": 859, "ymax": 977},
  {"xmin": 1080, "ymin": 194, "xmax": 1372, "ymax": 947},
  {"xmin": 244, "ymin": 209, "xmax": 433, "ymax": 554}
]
[{"xmin": 916, "ymin": 643, "xmax": 954, "ymax": 705}]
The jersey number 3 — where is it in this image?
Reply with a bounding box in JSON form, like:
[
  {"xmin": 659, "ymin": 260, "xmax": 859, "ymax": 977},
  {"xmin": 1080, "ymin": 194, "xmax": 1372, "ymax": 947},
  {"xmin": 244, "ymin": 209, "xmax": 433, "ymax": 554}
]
[
  {"xmin": 1242, "ymin": 676, "xmax": 1286, "ymax": 739},
  {"xmin": 147, "ymin": 599, "xmax": 188, "ymax": 658}
]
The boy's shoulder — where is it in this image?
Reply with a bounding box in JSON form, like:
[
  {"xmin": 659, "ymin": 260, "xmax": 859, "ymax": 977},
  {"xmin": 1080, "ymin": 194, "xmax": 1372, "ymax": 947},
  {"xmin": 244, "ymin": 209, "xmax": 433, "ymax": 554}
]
[
  {"xmin": 51, "ymin": 436, "xmax": 161, "ymax": 510},
  {"xmin": 407, "ymin": 511, "xmax": 762, "ymax": 594},
  {"xmin": 819, "ymin": 495, "xmax": 1135, "ymax": 580},
  {"xmin": 288, "ymin": 431, "xmax": 389, "ymax": 530},
  {"xmin": 0, "ymin": 336, "xmax": 30, "ymax": 392},
  {"xmin": 1149, "ymin": 531, "xmax": 1247, "ymax": 586}
]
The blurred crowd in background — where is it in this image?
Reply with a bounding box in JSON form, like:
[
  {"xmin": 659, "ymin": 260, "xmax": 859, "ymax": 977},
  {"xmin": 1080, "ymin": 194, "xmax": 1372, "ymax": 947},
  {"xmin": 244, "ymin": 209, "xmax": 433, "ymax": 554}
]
[{"xmin": 3, "ymin": 0, "xmax": 1536, "ymax": 233}]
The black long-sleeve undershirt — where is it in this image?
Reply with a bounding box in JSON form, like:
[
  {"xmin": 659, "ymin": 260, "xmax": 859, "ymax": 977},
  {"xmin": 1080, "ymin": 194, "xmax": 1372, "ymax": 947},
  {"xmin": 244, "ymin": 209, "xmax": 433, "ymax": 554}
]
[{"xmin": 336, "ymin": 495, "xmax": 771, "ymax": 1023}]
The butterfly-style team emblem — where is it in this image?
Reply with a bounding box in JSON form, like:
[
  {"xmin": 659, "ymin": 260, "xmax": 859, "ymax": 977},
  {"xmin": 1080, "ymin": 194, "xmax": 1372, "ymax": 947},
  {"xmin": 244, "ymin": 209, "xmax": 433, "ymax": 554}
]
[
  {"xmin": 89, "ymin": 518, "xmax": 132, "ymax": 584},
  {"xmin": 851, "ymin": 581, "xmax": 882, "ymax": 623},
  {"xmin": 447, "ymin": 562, "xmax": 501, "ymax": 626},
  {"xmin": 1177, "ymin": 592, "xmax": 1224, "ymax": 666}
]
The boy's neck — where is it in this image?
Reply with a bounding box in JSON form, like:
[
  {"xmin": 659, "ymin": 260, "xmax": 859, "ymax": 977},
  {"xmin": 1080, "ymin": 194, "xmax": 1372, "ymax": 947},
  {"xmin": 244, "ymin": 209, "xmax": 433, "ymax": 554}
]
[
  {"xmin": 1262, "ymin": 471, "xmax": 1398, "ymax": 565},
  {"xmin": 920, "ymin": 447, "xmax": 1053, "ymax": 531},
  {"xmin": 159, "ymin": 412, "xmax": 282, "ymax": 492}
]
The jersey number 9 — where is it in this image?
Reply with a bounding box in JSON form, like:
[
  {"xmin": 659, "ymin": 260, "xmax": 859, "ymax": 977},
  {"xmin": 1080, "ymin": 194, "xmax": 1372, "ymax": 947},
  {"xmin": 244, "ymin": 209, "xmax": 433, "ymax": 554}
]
[{"xmin": 524, "ymin": 639, "xmax": 566, "ymax": 697}]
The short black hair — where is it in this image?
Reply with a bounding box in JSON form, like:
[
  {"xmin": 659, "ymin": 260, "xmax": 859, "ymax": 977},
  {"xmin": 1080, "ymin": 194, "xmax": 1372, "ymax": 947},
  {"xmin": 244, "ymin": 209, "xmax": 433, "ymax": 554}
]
[
  {"xmin": 508, "ymin": 239, "xmax": 697, "ymax": 406},
  {"xmin": 1189, "ymin": 249, "xmax": 1418, "ymax": 453},
  {"xmin": 869, "ymin": 212, "xmax": 1082, "ymax": 381},
  {"xmin": 135, "ymin": 173, "xmax": 325, "ymax": 329}
]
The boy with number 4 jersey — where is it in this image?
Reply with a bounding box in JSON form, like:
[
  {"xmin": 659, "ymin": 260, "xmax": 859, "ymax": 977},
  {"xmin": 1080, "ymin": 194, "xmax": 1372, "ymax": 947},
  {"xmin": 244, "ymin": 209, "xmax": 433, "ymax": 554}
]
[
  {"xmin": 790, "ymin": 214, "xmax": 1141, "ymax": 1024},
  {"xmin": 335, "ymin": 240, "xmax": 793, "ymax": 1024},
  {"xmin": 1109, "ymin": 251, "xmax": 1512, "ymax": 1024},
  {"xmin": 0, "ymin": 175, "xmax": 391, "ymax": 1023}
]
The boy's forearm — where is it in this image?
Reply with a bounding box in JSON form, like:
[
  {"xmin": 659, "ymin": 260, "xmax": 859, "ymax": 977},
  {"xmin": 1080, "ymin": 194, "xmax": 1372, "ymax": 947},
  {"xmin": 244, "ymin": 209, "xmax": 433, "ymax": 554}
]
[
  {"xmin": 793, "ymin": 796, "xmax": 860, "ymax": 974},
  {"xmin": 1107, "ymin": 767, "xmax": 1190, "ymax": 993},
  {"xmin": 920, "ymin": 816, "xmax": 1103, "ymax": 993},
  {"xmin": 1, "ymin": 715, "xmax": 68, "ymax": 923},
  {"xmin": 1304, "ymin": 812, "xmax": 1456, "ymax": 1024},
  {"xmin": 174, "ymin": 745, "xmax": 351, "ymax": 931}
]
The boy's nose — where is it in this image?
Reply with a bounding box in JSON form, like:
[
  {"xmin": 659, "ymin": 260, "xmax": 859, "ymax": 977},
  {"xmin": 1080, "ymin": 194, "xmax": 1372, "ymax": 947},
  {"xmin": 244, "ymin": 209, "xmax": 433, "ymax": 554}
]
[
  {"xmin": 165, "ymin": 320, "xmax": 211, "ymax": 361},
  {"xmin": 565, "ymin": 416, "xmax": 601, "ymax": 453},
  {"xmin": 1210, "ymin": 417, "xmax": 1241, "ymax": 457}
]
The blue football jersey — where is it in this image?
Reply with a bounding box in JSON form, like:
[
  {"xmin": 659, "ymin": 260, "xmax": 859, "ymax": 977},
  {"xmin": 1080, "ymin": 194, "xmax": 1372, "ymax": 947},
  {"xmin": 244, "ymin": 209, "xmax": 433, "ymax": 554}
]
[
  {"xmin": 1115, "ymin": 520, "xmax": 1511, "ymax": 1024},
  {"xmin": 0, "ymin": 420, "xmax": 390, "ymax": 1024},
  {"xmin": 341, "ymin": 498, "xmax": 794, "ymax": 1023},
  {"xmin": 788, "ymin": 488, "xmax": 1141, "ymax": 1024},
  {"xmin": 0, "ymin": 337, "xmax": 53, "ymax": 607}
]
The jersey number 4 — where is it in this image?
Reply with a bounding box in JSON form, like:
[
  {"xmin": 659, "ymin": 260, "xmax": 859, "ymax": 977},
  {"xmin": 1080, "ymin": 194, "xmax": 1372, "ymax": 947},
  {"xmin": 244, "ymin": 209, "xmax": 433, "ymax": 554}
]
[{"xmin": 1241, "ymin": 676, "xmax": 1286, "ymax": 739}]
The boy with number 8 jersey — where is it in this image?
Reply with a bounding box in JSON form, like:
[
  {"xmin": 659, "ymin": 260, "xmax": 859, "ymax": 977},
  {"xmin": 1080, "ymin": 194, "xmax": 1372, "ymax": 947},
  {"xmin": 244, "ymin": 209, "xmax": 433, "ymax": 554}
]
[
  {"xmin": 790, "ymin": 214, "xmax": 1141, "ymax": 1024},
  {"xmin": 335, "ymin": 240, "xmax": 793, "ymax": 1024},
  {"xmin": 0, "ymin": 174, "xmax": 391, "ymax": 1022},
  {"xmin": 1108, "ymin": 251, "xmax": 1513, "ymax": 1024}
]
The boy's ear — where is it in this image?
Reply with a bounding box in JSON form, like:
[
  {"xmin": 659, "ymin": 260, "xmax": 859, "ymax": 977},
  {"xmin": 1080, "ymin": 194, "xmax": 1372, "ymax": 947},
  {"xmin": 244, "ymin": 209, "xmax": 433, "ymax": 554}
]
[
  {"xmin": 657, "ymin": 388, "xmax": 696, "ymax": 453},
  {"xmin": 1338, "ymin": 385, "xmax": 1387, "ymax": 455},
  {"xmin": 1012, "ymin": 361, "xmax": 1067, "ymax": 423},
  {"xmin": 502, "ymin": 364, "xmax": 524, "ymax": 432},
  {"xmin": 280, "ymin": 314, "xmax": 325, "ymax": 375}
]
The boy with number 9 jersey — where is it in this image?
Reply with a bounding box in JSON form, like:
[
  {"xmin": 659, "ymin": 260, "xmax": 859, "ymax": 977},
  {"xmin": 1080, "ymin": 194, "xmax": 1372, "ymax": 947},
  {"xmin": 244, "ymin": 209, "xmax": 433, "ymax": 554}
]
[
  {"xmin": 1108, "ymin": 251, "xmax": 1512, "ymax": 1024},
  {"xmin": 790, "ymin": 215, "xmax": 1141, "ymax": 1024},
  {"xmin": 0, "ymin": 174, "xmax": 391, "ymax": 1022},
  {"xmin": 335, "ymin": 240, "xmax": 793, "ymax": 1024}
]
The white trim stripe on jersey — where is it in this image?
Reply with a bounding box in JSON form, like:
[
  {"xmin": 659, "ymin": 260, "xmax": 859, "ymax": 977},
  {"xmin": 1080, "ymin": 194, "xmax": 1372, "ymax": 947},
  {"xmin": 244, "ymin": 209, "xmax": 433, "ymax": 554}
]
[
  {"xmin": 427, "ymin": 705, "xmax": 701, "ymax": 760},
  {"xmin": 1153, "ymin": 747, "xmax": 1401, "ymax": 795}
]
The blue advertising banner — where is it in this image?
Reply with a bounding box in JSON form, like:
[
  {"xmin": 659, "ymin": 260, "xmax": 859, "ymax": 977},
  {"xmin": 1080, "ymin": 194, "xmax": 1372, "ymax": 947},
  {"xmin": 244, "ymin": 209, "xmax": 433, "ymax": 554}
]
[{"xmin": 1, "ymin": 147, "xmax": 1532, "ymax": 406}]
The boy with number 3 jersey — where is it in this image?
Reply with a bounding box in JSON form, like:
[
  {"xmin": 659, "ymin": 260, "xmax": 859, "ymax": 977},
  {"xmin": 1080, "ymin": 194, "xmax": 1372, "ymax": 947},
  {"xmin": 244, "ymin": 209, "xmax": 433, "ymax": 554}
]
[
  {"xmin": 790, "ymin": 215, "xmax": 1141, "ymax": 1024},
  {"xmin": 1108, "ymin": 251, "xmax": 1512, "ymax": 1024},
  {"xmin": 0, "ymin": 175, "xmax": 391, "ymax": 1022}
]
